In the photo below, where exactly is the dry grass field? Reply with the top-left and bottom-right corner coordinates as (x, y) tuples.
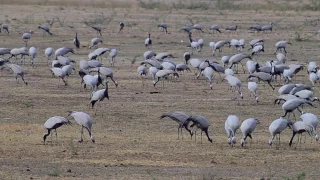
(1, 0), (320, 179)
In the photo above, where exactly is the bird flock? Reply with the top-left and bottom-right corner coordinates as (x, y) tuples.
(0, 18), (320, 150)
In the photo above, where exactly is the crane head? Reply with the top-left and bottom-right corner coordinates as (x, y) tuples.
(240, 139), (245, 147)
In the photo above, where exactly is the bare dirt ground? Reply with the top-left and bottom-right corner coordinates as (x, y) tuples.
(1, 1), (320, 179)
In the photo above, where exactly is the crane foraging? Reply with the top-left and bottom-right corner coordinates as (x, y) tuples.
(247, 72), (275, 90)
(225, 115), (240, 147)
(38, 25), (52, 36)
(4, 63), (28, 85)
(43, 116), (71, 144)
(90, 80), (109, 115)
(89, 38), (103, 49)
(289, 121), (309, 147)
(91, 25), (102, 36)
(153, 70), (179, 88)
(145, 32), (152, 48)
(67, 111), (95, 143)
(222, 75), (243, 100)
(160, 111), (193, 139)
(184, 115), (212, 143)
(51, 67), (67, 86)
(268, 117), (293, 148)
(282, 99), (316, 119)
(240, 118), (259, 147)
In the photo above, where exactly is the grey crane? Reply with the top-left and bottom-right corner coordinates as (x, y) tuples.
(229, 53), (252, 73)
(294, 90), (319, 102)
(268, 117), (292, 147)
(91, 81), (109, 115)
(289, 121), (310, 147)
(157, 23), (168, 33)
(67, 111), (95, 143)
(210, 25), (221, 33)
(90, 67), (118, 87)
(149, 66), (158, 80)
(176, 64), (191, 73)
(141, 59), (163, 70)
(225, 115), (240, 147)
(307, 62), (317, 74)
(275, 40), (292, 54)
(180, 25), (192, 33)
(45, 47), (54, 64)
(240, 118), (259, 147)
(192, 24), (204, 33)
(289, 84), (312, 95)
(0, 48), (11, 57)
(249, 24), (262, 32)
(119, 22), (124, 33)
(261, 22), (273, 32)
(62, 64), (75, 77)
(38, 25), (52, 36)
(282, 99), (315, 119)
(309, 72), (318, 87)
(0, 24), (9, 34)
(109, 48), (118, 67)
(138, 65), (147, 85)
(57, 56), (75, 66)
(55, 47), (74, 58)
(74, 33), (80, 48)
(9, 48), (28, 63)
(153, 70), (179, 88)
(274, 94), (299, 105)
(300, 113), (319, 142)
(184, 115), (212, 143)
(87, 60), (102, 68)
(91, 25), (102, 36)
(161, 61), (175, 71)
(271, 63), (290, 83)
(22, 32), (32, 46)
(279, 84), (296, 95)
(28, 47), (36, 67)
(1, 23), (9, 34)
(226, 25), (237, 31)
(155, 52), (173, 60)
(246, 60), (257, 75)
(247, 72), (275, 90)
(222, 75), (243, 100)
(202, 66), (214, 89)
(208, 62), (225, 81)
(144, 50), (156, 60)
(209, 42), (215, 53)
(51, 67), (67, 86)
(221, 56), (230, 67)
(276, 53), (286, 64)
(89, 38), (103, 49)
(225, 68), (234, 76)
(91, 48), (110, 61)
(249, 39), (264, 49)
(248, 81), (259, 102)
(145, 32), (152, 48)
(184, 52), (191, 64)
(251, 45), (264, 56)
(212, 40), (230, 56)
(160, 111), (193, 139)
(4, 63), (28, 85)
(43, 116), (71, 144)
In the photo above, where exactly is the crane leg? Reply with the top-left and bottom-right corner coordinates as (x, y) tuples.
(55, 129), (58, 143)
(79, 126), (84, 142)
(200, 131), (203, 144)
(177, 126), (180, 140)
(51, 131), (53, 146)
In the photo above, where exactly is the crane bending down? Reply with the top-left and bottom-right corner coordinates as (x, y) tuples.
(67, 111), (95, 143)
(160, 111), (193, 139)
(43, 116), (71, 144)
(183, 115), (212, 143)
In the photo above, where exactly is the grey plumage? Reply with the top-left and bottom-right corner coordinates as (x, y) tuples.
(184, 115), (212, 143)
(68, 111), (95, 143)
(43, 116), (71, 144)
(160, 111), (193, 139)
